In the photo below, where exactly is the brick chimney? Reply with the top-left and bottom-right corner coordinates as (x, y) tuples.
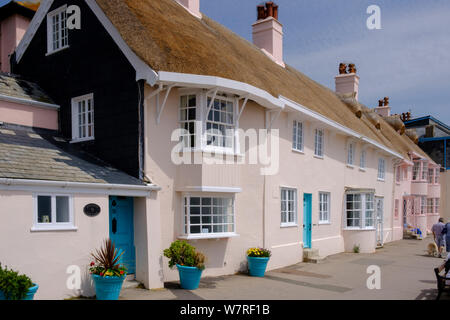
(252, 2), (285, 67)
(335, 63), (360, 101)
(374, 97), (391, 117)
(176, 0), (201, 19)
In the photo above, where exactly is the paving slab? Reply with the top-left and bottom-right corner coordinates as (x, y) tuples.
(119, 239), (449, 300)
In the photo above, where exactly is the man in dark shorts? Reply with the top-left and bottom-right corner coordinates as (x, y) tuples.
(432, 218), (446, 258)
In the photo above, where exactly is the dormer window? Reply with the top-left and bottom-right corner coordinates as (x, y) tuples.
(47, 5), (69, 55)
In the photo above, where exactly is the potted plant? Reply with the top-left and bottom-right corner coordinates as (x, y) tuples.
(89, 239), (127, 300)
(163, 240), (206, 290)
(0, 264), (39, 300)
(247, 248), (271, 277)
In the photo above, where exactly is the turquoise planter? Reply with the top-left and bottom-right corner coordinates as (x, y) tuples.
(0, 284), (39, 300)
(176, 265), (203, 290)
(247, 257), (270, 277)
(92, 274), (126, 300)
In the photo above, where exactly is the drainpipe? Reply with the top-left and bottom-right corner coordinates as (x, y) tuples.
(392, 159), (403, 241)
(137, 80), (146, 181)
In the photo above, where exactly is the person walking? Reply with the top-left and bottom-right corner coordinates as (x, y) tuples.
(432, 218), (446, 258)
(443, 219), (450, 254)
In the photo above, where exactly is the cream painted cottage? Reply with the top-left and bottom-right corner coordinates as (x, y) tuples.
(0, 0), (442, 299)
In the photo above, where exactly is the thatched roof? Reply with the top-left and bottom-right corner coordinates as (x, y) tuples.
(95, 0), (432, 162)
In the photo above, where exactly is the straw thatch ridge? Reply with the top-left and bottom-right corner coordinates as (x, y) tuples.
(95, 0), (434, 163)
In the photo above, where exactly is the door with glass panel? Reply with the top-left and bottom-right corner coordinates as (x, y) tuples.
(375, 197), (384, 246)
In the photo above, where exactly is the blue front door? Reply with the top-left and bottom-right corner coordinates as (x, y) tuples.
(109, 196), (136, 274)
(303, 193), (312, 249)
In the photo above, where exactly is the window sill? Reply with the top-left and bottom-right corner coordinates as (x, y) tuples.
(31, 226), (78, 232)
(313, 155), (324, 160)
(359, 168), (366, 172)
(377, 178), (385, 182)
(178, 233), (239, 240)
(292, 149), (304, 155)
(179, 148), (244, 158)
(46, 45), (69, 57)
(347, 164), (355, 169)
(343, 227), (376, 231)
(70, 137), (95, 144)
(281, 223), (298, 228)
(318, 222), (331, 225)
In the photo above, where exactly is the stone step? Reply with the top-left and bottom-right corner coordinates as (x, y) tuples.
(303, 248), (326, 264)
(122, 280), (140, 289)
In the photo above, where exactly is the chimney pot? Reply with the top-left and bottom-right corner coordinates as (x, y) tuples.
(273, 5), (279, 20)
(257, 5), (266, 20)
(266, 2), (274, 17)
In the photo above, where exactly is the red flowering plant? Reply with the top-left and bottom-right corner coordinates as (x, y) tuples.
(89, 239), (127, 278)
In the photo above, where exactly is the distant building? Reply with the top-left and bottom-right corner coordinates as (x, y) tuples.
(403, 115), (450, 222)
(0, 1), (37, 72)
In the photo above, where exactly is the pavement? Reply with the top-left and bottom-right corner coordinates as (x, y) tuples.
(120, 238), (449, 300)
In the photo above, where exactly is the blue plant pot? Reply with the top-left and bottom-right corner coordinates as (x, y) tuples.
(176, 265), (203, 290)
(92, 274), (126, 300)
(247, 256), (270, 277)
(0, 284), (39, 300)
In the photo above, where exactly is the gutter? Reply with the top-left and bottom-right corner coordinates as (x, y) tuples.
(0, 94), (60, 110)
(0, 178), (161, 194)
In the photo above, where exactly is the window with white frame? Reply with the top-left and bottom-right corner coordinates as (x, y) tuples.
(421, 162), (428, 181)
(347, 142), (355, 166)
(319, 192), (330, 224)
(34, 195), (74, 230)
(71, 94), (94, 142)
(206, 95), (235, 149)
(412, 162), (420, 180)
(427, 198), (434, 214)
(421, 196), (427, 215)
(182, 195), (235, 236)
(378, 158), (385, 180)
(435, 169), (440, 184)
(428, 168), (434, 184)
(345, 193), (375, 229)
(360, 149), (366, 169)
(281, 188), (297, 226)
(179, 94), (197, 148)
(435, 198), (440, 214)
(292, 120), (303, 152)
(47, 6), (68, 54)
(314, 129), (324, 157)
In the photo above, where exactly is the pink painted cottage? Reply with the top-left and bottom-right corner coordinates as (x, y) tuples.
(0, 0), (443, 299)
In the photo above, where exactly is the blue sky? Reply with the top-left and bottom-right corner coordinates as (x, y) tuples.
(1, 1), (448, 123)
(202, 0), (450, 124)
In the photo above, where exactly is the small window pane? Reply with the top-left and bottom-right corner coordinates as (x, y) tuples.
(37, 196), (52, 223)
(56, 196), (70, 223)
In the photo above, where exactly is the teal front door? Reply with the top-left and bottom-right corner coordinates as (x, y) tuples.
(109, 196), (136, 274)
(303, 193), (312, 249)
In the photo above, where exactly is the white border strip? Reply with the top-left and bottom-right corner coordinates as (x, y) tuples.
(280, 95), (403, 159)
(0, 178), (160, 197)
(0, 94), (60, 110)
(271, 242), (302, 249)
(176, 186), (242, 193)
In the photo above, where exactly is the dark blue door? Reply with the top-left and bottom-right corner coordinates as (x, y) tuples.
(109, 196), (135, 274)
(303, 193), (312, 249)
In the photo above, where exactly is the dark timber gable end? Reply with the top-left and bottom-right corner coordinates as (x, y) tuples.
(13, 0), (142, 178)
